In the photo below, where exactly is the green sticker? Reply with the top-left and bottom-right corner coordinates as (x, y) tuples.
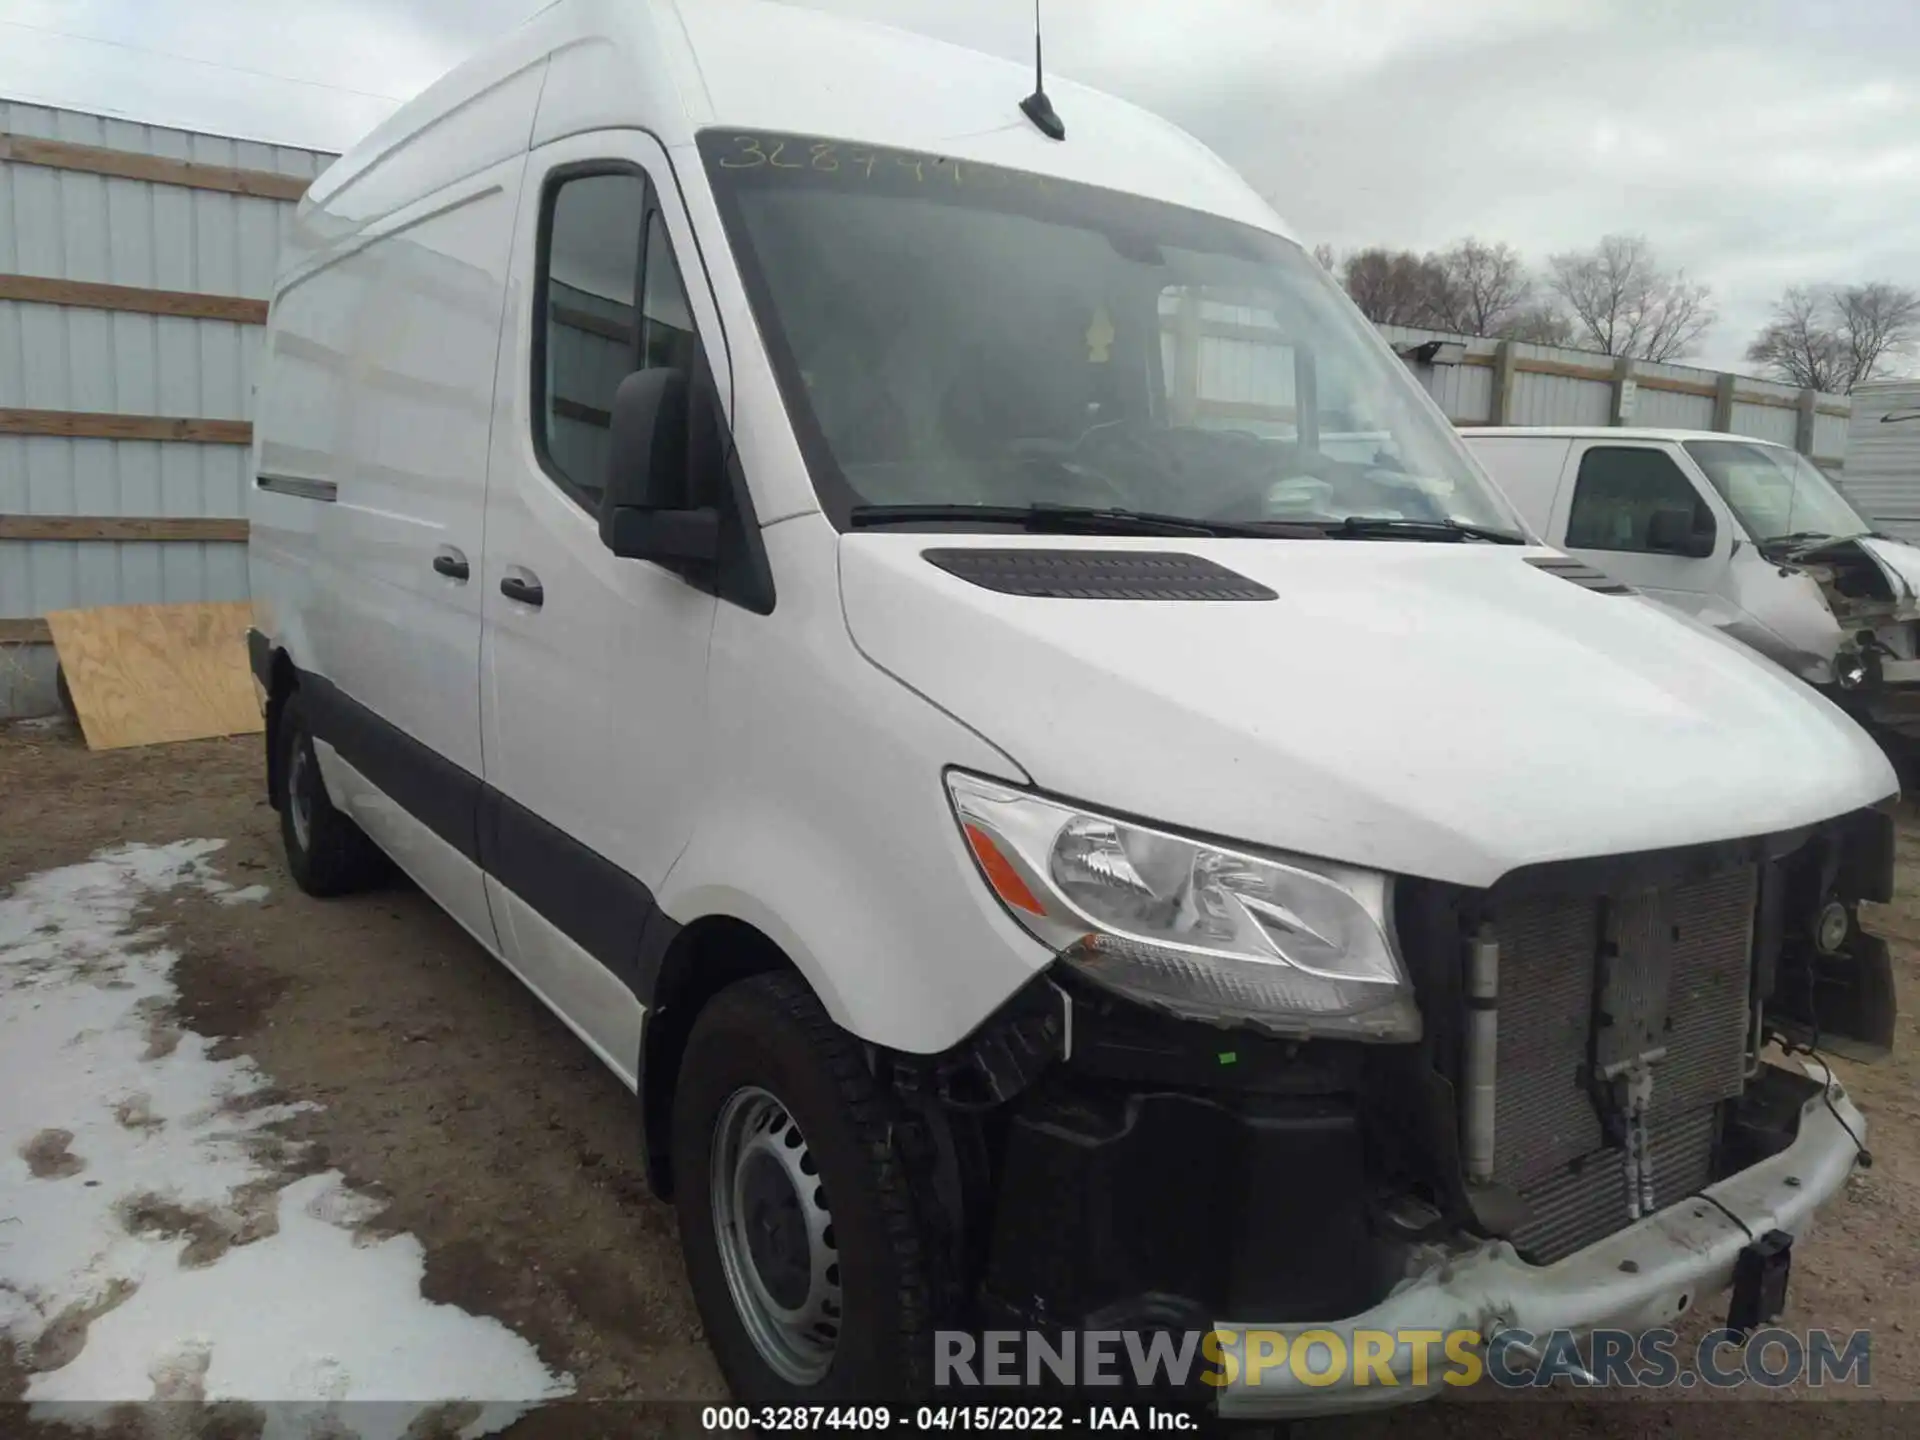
(1218, 1051), (1238, 1065)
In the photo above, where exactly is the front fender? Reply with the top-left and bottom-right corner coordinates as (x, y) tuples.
(1722, 554), (1846, 685)
(653, 517), (1052, 1055)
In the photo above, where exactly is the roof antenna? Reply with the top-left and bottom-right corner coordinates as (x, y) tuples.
(1018, 0), (1066, 140)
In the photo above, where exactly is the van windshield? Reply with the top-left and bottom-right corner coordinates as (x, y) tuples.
(699, 130), (1522, 537)
(1683, 440), (1872, 548)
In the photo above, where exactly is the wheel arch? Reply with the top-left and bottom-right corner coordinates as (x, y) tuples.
(639, 912), (807, 1199)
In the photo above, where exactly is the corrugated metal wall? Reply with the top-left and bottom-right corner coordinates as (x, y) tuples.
(1845, 381), (1920, 540)
(1632, 359), (1717, 431)
(1376, 324), (1851, 467)
(0, 100), (334, 717)
(1171, 313), (1852, 473)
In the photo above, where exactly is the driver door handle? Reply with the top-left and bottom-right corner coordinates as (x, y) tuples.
(499, 571), (544, 608)
(432, 547), (470, 582)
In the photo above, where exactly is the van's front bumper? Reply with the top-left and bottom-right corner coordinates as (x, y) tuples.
(1214, 1063), (1866, 1418)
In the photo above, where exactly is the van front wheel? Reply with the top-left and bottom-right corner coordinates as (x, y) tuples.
(673, 972), (932, 1406)
(277, 689), (387, 897)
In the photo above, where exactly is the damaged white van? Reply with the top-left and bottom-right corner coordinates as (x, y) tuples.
(1463, 426), (1920, 745)
(247, 0), (1898, 1416)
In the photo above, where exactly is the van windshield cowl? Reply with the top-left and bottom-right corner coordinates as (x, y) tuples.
(698, 129), (1525, 539)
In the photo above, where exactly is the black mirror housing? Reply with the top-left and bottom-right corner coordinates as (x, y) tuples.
(1647, 507), (1714, 558)
(599, 365), (720, 566)
(605, 505), (720, 562)
(603, 367), (689, 514)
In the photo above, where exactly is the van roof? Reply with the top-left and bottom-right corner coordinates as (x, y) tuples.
(303, 0), (1292, 243)
(1459, 426), (1792, 447)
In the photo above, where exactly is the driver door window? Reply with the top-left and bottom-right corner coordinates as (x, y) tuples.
(1565, 447), (1715, 555)
(534, 172), (702, 514)
(1559, 445), (1722, 608)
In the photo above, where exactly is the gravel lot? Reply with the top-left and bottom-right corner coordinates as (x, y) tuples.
(2, 720), (1917, 1436)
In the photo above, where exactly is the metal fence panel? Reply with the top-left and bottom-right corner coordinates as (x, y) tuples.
(1372, 324), (1848, 456)
(1844, 381), (1920, 538)
(1728, 401), (1797, 448)
(0, 99), (333, 716)
(1520, 369), (1611, 426)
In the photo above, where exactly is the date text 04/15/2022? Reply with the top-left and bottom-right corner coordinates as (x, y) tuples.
(699, 1406), (1196, 1431)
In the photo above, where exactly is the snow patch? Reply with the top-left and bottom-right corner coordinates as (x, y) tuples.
(1, 841), (571, 1435)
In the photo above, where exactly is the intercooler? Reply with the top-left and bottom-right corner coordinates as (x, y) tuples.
(1488, 866), (1758, 1263)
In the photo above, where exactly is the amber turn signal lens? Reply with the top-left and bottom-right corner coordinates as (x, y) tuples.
(963, 823), (1048, 917)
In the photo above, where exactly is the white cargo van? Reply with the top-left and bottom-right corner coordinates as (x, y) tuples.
(1463, 426), (1920, 743)
(248, 0), (1896, 1416)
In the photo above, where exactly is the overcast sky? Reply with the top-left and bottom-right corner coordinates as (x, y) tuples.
(2, 0), (1916, 374)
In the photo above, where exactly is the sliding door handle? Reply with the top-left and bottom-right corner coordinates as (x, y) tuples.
(499, 573), (544, 608)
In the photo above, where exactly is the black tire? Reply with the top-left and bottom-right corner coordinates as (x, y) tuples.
(673, 972), (933, 1407)
(277, 688), (387, 897)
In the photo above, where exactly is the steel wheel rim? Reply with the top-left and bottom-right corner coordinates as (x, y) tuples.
(288, 742), (314, 852)
(710, 1085), (841, 1384)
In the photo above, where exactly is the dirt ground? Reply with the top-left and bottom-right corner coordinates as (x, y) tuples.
(2, 719), (1918, 1437)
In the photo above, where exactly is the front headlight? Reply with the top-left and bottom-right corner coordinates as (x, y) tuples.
(946, 772), (1419, 1041)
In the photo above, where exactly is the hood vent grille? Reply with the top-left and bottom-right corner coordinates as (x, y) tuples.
(922, 549), (1276, 601)
(1527, 555), (1635, 595)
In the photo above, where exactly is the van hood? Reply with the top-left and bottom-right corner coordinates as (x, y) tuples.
(839, 536), (1897, 888)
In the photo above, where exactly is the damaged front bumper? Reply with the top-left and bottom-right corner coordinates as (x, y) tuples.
(1749, 535), (1920, 736)
(1214, 1061), (1866, 1418)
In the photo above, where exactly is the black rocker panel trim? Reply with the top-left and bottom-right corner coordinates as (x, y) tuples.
(295, 665), (669, 1003)
(300, 671), (483, 865)
(923, 548), (1277, 601)
(477, 785), (655, 998)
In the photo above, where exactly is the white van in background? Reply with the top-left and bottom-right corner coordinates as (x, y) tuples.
(1462, 426), (1920, 744)
(247, 0), (1895, 1417)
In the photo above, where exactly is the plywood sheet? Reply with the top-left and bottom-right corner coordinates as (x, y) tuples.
(45, 602), (263, 750)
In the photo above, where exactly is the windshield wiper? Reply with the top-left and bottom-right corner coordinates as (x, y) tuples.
(847, 503), (1326, 539)
(1317, 516), (1528, 545)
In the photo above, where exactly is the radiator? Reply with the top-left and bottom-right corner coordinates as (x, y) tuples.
(1489, 867), (1757, 1263)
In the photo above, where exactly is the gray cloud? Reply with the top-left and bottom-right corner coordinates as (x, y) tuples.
(4, 0), (1915, 373)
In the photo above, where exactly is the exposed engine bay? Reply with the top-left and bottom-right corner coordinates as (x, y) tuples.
(1727, 533), (1920, 735)
(877, 803), (1895, 1335)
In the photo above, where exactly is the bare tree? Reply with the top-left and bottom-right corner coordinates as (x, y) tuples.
(1502, 304), (1577, 347)
(1544, 234), (1715, 360)
(1747, 282), (1920, 392)
(1432, 238), (1533, 337)
(1745, 287), (1847, 391)
(1835, 282), (1920, 386)
(1310, 241), (1338, 272)
(1339, 247), (1451, 328)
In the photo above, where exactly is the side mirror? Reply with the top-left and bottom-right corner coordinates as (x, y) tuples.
(1646, 507), (1714, 559)
(603, 505), (719, 563)
(599, 367), (719, 563)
